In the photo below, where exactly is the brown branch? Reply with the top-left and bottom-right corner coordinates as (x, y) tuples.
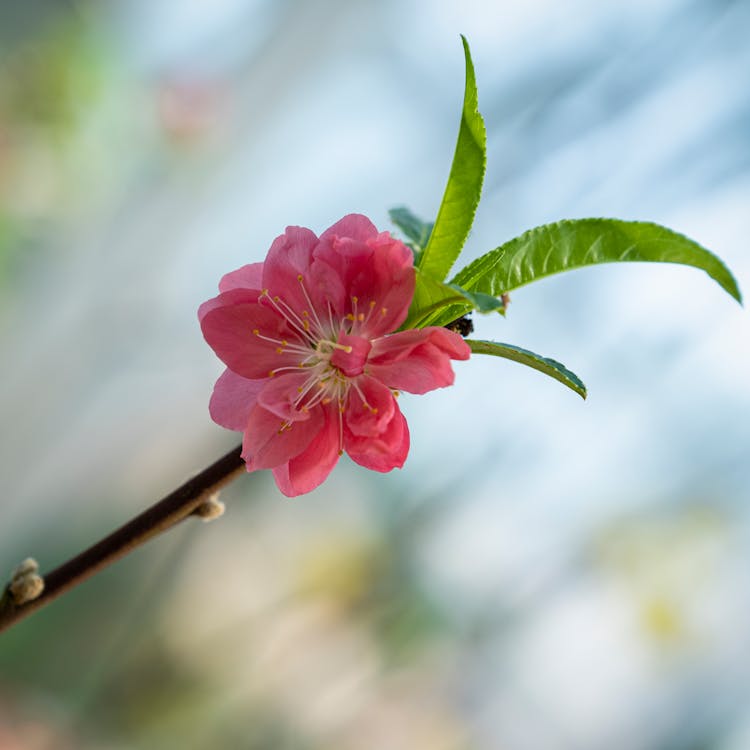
(0, 444), (245, 635)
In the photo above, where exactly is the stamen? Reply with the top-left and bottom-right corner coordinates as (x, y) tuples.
(318, 338), (353, 354)
(297, 274), (326, 336)
(338, 397), (345, 454)
(260, 289), (318, 344)
(294, 370), (329, 409)
(351, 380), (376, 414)
(252, 330), (311, 356)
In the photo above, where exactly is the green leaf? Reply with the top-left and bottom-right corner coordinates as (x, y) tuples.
(451, 219), (742, 304)
(417, 35), (486, 281)
(389, 206), (434, 259)
(467, 339), (587, 399)
(403, 270), (504, 329)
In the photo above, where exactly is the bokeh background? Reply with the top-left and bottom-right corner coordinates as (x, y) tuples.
(1, 1), (749, 748)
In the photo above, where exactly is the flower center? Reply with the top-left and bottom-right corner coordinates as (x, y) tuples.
(258, 280), (384, 452)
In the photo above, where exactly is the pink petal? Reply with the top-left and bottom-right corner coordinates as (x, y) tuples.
(242, 403), (323, 471)
(367, 327), (471, 394)
(358, 233), (415, 335)
(314, 230), (415, 337)
(219, 262), (264, 292)
(200, 301), (304, 380)
(257, 371), (316, 422)
(318, 214), (378, 244)
(198, 287), (259, 323)
(272, 403), (341, 497)
(209, 368), (265, 431)
(344, 375), (396, 437)
(345, 405), (410, 472)
(261, 226), (320, 317)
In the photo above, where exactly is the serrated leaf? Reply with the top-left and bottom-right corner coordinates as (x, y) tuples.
(467, 339), (587, 399)
(451, 219), (742, 304)
(403, 270), (504, 329)
(389, 206), (434, 258)
(417, 35), (486, 281)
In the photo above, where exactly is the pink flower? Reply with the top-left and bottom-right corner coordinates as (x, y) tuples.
(199, 214), (470, 497)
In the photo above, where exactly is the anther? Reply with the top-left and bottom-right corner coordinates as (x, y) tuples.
(253, 328), (260, 335)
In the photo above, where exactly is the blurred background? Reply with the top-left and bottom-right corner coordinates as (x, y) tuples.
(1, 0), (749, 748)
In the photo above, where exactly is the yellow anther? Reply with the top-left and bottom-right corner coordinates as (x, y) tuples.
(261, 288), (269, 295)
(393, 390), (400, 398)
(297, 274), (304, 282)
(276, 347), (284, 354)
(302, 310), (309, 317)
(369, 300), (376, 308)
(357, 313), (364, 321)
(380, 307), (388, 316)
(346, 313), (355, 321)
(268, 370), (275, 377)
(274, 295), (280, 302)
(303, 320), (310, 330)
(297, 386), (304, 393)
(252, 328), (260, 335)
(372, 407), (378, 414)
(352, 295), (358, 303)
(322, 398), (332, 404)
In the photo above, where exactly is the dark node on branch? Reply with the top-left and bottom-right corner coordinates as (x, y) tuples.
(445, 314), (474, 337)
(193, 492), (226, 521)
(6, 558), (44, 605)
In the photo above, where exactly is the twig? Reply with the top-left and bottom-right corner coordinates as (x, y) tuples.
(0, 444), (245, 635)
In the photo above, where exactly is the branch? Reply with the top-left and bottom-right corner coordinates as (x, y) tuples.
(0, 444), (245, 635)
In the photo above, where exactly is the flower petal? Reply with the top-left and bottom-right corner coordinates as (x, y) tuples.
(367, 327), (471, 394)
(272, 403), (341, 496)
(345, 405), (409, 472)
(345, 375), (396, 437)
(242, 403), (323, 471)
(198, 287), (259, 323)
(262, 226), (320, 316)
(359, 233), (415, 335)
(219, 262), (264, 292)
(201, 301), (303, 380)
(318, 213), (378, 244)
(315, 228), (414, 337)
(257, 371), (317, 422)
(209, 368), (265, 431)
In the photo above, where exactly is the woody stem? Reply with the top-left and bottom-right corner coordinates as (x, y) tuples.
(0, 444), (245, 635)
